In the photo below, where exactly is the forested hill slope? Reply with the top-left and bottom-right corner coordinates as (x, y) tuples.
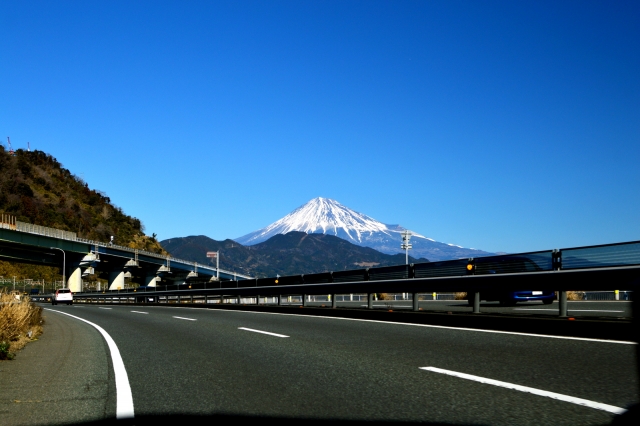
(0, 146), (165, 258)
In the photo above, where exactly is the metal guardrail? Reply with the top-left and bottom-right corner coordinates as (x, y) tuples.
(581, 291), (632, 301)
(71, 240), (640, 318)
(76, 240), (640, 291)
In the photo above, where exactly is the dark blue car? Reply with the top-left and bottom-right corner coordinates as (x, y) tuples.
(501, 289), (555, 305)
(467, 256), (556, 306)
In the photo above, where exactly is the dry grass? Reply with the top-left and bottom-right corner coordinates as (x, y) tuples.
(454, 292), (468, 300)
(566, 291), (584, 301)
(0, 290), (43, 360)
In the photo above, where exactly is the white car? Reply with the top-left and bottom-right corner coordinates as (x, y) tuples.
(52, 288), (73, 305)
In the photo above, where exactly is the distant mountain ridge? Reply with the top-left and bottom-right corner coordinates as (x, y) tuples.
(235, 197), (494, 261)
(161, 231), (429, 278)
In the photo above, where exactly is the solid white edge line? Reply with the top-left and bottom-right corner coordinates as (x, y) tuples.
(98, 307), (112, 309)
(130, 311), (148, 314)
(419, 366), (626, 415)
(238, 327), (289, 338)
(172, 316), (197, 321)
(45, 309), (134, 419)
(170, 307), (636, 345)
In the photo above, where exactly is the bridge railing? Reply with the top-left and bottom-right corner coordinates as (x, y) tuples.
(16, 221), (77, 240)
(1, 214), (17, 230)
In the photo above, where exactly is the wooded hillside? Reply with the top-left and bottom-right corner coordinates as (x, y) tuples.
(0, 146), (165, 281)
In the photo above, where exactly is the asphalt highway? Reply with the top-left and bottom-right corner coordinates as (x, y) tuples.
(4, 304), (638, 425)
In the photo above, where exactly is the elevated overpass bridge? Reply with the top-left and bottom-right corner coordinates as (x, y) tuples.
(0, 215), (251, 291)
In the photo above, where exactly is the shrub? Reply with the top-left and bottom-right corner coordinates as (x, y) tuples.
(455, 292), (468, 300)
(0, 290), (43, 360)
(567, 291), (584, 301)
(0, 341), (14, 360)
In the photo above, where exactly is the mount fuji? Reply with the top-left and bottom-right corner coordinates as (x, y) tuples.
(235, 197), (495, 261)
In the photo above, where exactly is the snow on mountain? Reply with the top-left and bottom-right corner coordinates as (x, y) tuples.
(235, 197), (495, 261)
(236, 197), (413, 243)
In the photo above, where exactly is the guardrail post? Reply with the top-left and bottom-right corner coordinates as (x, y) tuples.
(303, 295), (308, 307)
(256, 295), (260, 305)
(278, 295), (282, 306)
(413, 293), (419, 311)
(237, 295), (241, 305)
(368, 293), (374, 309)
(559, 291), (568, 317)
(332, 294), (337, 309)
(473, 292), (480, 314)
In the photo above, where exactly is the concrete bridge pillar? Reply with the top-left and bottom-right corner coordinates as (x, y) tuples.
(144, 274), (159, 287)
(67, 264), (83, 293)
(109, 270), (126, 290)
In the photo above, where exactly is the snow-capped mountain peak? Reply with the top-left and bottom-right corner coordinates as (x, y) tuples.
(234, 197), (493, 261)
(236, 197), (422, 245)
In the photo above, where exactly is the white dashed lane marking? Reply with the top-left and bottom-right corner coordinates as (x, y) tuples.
(238, 327), (289, 338)
(173, 316), (197, 321)
(420, 366), (625, 415)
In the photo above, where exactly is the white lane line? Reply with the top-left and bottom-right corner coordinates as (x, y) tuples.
(172, 316), (197, 321)
(420, 366), (625, 415)
(99, 307), (112, 310)
(514, 309), (624, 313)
(238, 327), (289, 338)
(131, 311), (148, 314)
(45, 309), (134, 419)
(176, 307), (635, 345)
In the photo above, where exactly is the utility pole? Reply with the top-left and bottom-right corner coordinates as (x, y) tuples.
(401, 230), (412, 265)
(401, 231), (413, 301)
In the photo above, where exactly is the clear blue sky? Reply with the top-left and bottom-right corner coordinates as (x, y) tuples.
(1, 0), (638, 254)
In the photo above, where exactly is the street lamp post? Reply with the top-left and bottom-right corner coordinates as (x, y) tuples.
(207, 250), (220, 280)
(50, 247), (66, 289)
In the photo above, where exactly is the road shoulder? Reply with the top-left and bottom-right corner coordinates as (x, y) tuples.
(0, 307), (116, 425)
